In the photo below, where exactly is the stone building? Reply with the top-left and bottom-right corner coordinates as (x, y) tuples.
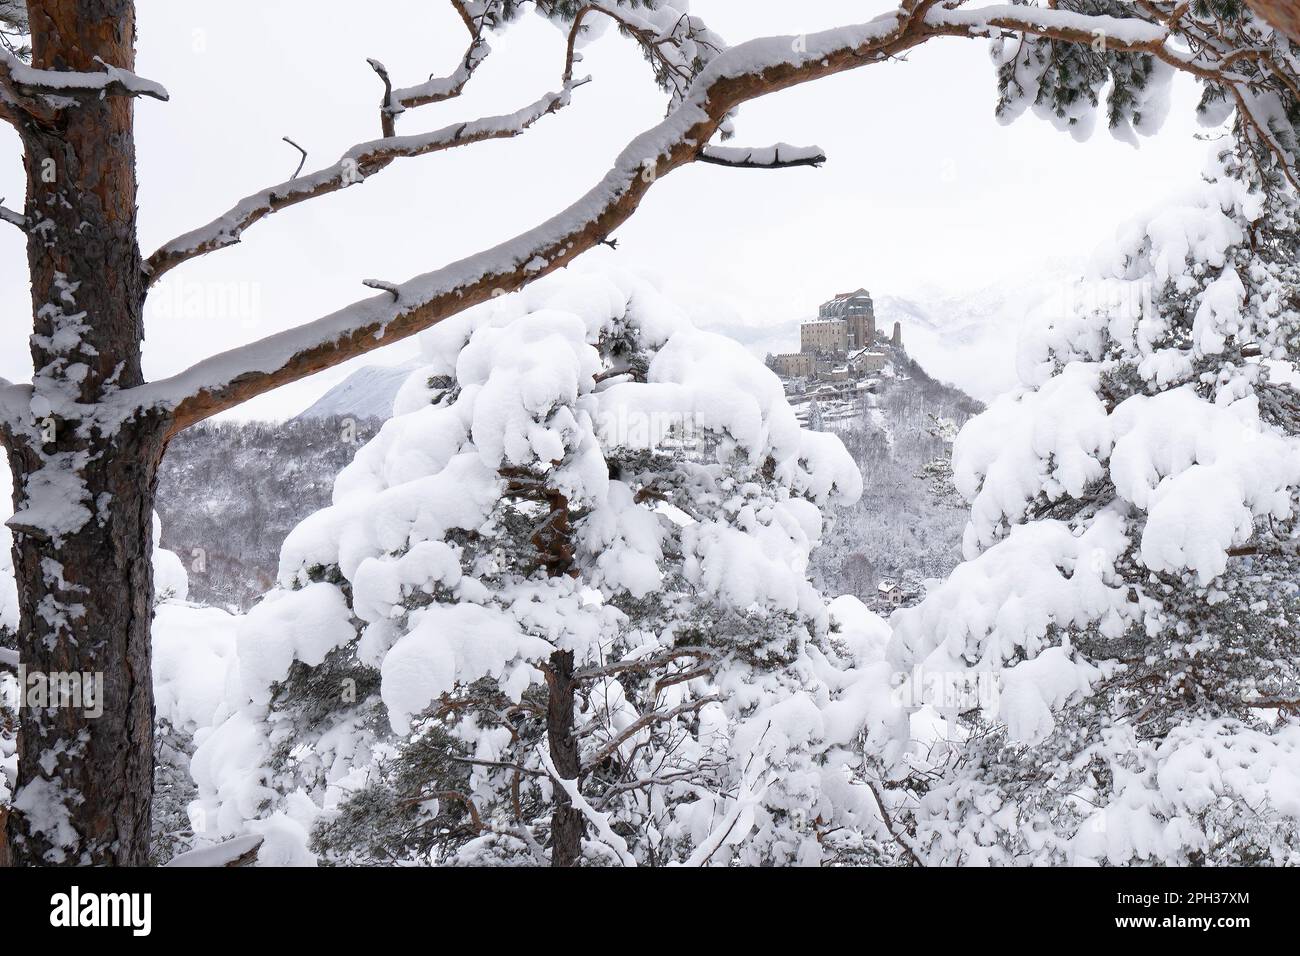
(849, 348), (887, 374)
(797, 289), (880, 356)
(819, 289), (876, 351)
(770, 352), (815, 378)
(800, 318), (846, 354)
(772, 288), (899, 382)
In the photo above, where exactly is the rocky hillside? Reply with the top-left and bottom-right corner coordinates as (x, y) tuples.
(807, 350), (983, 611)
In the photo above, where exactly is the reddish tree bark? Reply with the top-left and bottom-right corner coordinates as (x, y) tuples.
(1247, 1), (1300, 41)
(3, 0), (162, 866)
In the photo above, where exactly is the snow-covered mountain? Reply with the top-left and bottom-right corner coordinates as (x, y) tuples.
(870, 283), (1050, 403)
(292, 363), (418, 422)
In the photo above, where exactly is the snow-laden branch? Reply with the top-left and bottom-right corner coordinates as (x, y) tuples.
(144, 84), (578, 286)
(699, 143), (826, 169)
(125, 1), (1300, 434)
(924, 4), (1167, 45)
(145, 1), (506, 281)
(391, 29), (490, 110)
(564, 1), (729, 111)
(163, 834), (264, 867)
(390, 0), (493, 110)
(0, 48), (36, 126)
(129, 11), (940, 431)
(679, 767), (772, 867)
(0, 48), (167, 102)
(0, 198), (22, 230)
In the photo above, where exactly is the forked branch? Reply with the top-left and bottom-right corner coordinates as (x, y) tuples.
(144, 84), (578, 286)
(123, 2), (1300, 435)
(147, 0), (505, 282)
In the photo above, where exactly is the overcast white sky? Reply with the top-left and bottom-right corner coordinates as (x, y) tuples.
(0, 0), (1216, 417)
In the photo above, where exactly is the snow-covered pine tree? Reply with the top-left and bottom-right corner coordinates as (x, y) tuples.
(188, 268), (921, 866)
(7, 0), (1300, 868)
(808, 397), (825, 432)
(885, 143), (1300, 865)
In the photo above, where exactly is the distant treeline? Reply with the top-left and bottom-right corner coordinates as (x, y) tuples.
(156, 416), (383, 611)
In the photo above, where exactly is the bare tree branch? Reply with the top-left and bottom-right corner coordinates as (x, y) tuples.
(281, 136), (307, 179)
(130, 4), (1203, 435)
(573, 648), (716, 684)
(699, 143), (827, 169)
(117, 2), (1300, 435)
(143, 84), (578, 286)
(0, 48), (167, 102)
(866, 777), (925, 867)
(0, 196), (23, 230)
(390, 18), (490, 111)
(581, 695), (722, 776)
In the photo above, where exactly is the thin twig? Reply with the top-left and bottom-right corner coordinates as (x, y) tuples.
(281, 137), (308, 179)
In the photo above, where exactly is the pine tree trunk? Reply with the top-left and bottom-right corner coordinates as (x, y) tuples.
(4, 427), (164, 866)
(1, 0), (160, 866)
(546, 649), (584, 866)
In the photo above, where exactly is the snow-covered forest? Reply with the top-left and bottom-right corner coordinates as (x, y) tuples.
(4, 0), (1300, 891)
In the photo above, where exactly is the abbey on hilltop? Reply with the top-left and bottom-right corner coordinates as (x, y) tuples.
(767, 288), (903, 382)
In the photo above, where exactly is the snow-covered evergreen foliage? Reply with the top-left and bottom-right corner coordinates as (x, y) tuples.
(0, 0), (28, 59)
(992, 0), (1173, 143)
(884, 146), (1300, 865)
(185, 269), (926, 865)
